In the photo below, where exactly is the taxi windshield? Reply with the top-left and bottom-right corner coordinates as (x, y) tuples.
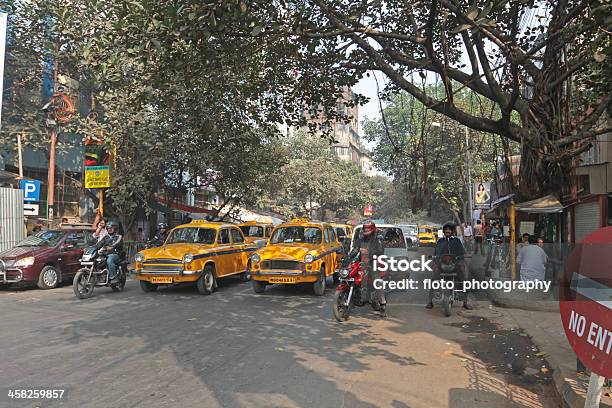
(271, 227), (322, 244)
(166, 228), (216, 244)
(419, 227), (432, 234)
(239, 225), (264, 237)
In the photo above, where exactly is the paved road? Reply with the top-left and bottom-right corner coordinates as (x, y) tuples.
(0, 248), (557, 408)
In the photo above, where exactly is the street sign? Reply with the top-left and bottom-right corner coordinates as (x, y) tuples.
(473, 182), (491, 209)
(20, 179), (41, 202)
(84, 165), (110, 188)
(23, 203), (39, 216)
(559, 227), (612, 378)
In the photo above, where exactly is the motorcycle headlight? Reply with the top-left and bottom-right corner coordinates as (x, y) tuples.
(251, 253), (261, 263)
(183, 253), (194, 263)
(339, 268), (350, 278)
(14, 256), (35, 268)
(82, 253), (93, 262)
(304, 254), (314, 264)
(135, 253), (145, 263)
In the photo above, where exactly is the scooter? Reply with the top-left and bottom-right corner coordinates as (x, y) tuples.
(332, 253), (382, 322)
(73, 246), (127, 299)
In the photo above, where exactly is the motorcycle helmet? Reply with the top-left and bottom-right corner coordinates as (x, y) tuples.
(107, 220), (119, 229)
(362, 221), (376, 237)
(158, 222), (169, 230)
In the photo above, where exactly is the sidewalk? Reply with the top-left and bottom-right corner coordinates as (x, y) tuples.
(463, 249), (612, 407)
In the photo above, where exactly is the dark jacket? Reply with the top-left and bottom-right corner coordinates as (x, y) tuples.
(348, 233), (384, 268)
(99, 233), (124, 256)
(434, 236), (465, 259)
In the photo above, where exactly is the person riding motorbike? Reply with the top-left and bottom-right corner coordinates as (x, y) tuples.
(99, 220), (125, 284)
(148, 223), (169, 247)
(347, 221), (387, 317)
(426, 222), (472, 310)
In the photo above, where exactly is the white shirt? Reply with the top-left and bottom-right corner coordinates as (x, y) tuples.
(464, 225), (473, 237)
(517, 244), (548, 281)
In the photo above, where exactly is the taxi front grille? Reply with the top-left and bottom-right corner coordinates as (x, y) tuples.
(261, 260), (302, 270)
(141, 264), (183, 274)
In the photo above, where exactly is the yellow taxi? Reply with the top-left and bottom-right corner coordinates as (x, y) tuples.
(417, 225), (437, 247)
(237, 221), (274, 247)
(249, 218), (344, 295)
(330, 222), (353, 254)
(134, 220), (256, 294)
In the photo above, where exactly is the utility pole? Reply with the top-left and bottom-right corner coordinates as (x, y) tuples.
(0, 12), (8, 130)
(45, 37), (60, 227)
(465, 126), (473, 223)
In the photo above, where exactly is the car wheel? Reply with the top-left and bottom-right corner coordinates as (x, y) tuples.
(197, 266), (215, 295)
(252, 279), (266, 294)
(37, 265), (59, 289)
(313, 267), (326, 296)
(240, 261), (252, 282)
(139, 280), (158, 292)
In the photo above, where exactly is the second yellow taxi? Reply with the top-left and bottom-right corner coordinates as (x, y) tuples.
(249, 218), (344, 295)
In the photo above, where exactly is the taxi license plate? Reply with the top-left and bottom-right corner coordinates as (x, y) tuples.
(269, 277), (297, 284)
(150, 276), (173, 284)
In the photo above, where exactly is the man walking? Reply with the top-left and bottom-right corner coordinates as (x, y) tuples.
(463, 222), (473, 252)
(473, 220), (483, 254)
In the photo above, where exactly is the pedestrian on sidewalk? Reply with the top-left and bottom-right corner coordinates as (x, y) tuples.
(473, 220), (483, 254)
(517, 236), (548, 281)
(463, 222), (473, 252)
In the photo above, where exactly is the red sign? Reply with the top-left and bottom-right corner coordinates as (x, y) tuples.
(364, 204), (373, 217)
(559, 227), (612, 378)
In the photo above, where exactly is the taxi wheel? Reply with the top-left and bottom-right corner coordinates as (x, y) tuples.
(313, 268), (326, 296)
(197, 267), (216, 295)
(252, 279), (266, 294)
(240, 261), (252, 282)
(140, 280), (158, 292)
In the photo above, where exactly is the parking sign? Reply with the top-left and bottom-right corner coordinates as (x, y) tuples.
(20, 179), (41, 202)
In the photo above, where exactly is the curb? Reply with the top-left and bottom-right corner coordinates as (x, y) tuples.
(553, 364), (612, 408)
(484, 288), (559, 312)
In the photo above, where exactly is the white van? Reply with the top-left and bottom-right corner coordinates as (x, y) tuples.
(351, 224), (410, 259)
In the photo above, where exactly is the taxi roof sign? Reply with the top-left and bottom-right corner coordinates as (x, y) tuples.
(290, 217), (310, 223)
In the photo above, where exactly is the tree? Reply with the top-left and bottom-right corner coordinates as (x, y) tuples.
(236, 0), (611, 199)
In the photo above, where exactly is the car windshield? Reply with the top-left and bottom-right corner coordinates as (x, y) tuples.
(419, 227), (432, 233)
(239, 226), (264, 237)
(405, 226), (418, 235)
(270, 227), (322, 244)
(166, 228), (216, 244)
(16, 231), (64, 247)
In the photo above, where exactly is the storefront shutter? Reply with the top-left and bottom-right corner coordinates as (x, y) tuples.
(574, 201), (601, 243)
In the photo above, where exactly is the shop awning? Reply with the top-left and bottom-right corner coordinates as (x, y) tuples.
(515, 194), (564, 213)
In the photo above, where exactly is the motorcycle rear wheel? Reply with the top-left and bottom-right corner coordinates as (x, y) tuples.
(333, 290), (351, 322)
(73, 269), (95, 299)
(111, 269), (127, 292)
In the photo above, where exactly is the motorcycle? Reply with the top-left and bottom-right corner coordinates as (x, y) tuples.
(332, 253), (383, 322)
(432, 254), (463, 317)
(73, 245), (127, 299)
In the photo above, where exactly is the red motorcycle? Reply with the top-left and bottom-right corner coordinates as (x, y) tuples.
(332, 254), (383, 322)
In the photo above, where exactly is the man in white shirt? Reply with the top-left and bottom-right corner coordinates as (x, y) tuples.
(463, 222), (473, 252)
(517, 236), (548, 281)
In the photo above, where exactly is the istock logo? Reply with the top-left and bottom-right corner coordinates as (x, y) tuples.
(373, 255), (433, 272)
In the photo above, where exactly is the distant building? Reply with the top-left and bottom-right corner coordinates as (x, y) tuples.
(287, 86), (376, 176)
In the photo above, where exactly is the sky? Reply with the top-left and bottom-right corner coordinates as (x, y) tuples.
(352, 72), (384, 134)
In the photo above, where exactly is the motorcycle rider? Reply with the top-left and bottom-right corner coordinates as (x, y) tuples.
(426, 222), (472, 310)
(149, 223), (169, 247)
(348, 221), (387, 317)
(100, 220), (124, 284)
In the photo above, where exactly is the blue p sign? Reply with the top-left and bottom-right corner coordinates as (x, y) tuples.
(20, 179), (41, 202)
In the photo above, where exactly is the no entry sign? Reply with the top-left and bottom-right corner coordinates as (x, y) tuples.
(559, 227), (612, 378)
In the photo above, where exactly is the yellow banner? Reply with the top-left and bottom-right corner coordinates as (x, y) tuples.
(85, 166), (110, 189)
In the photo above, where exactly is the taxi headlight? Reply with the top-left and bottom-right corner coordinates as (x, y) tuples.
(14, 256), (35, 268)
(183, 253), (194, 263)
(135, 253), (145, 263)
(304, 254), (314, 264)
(251, 253), (261, 263)
(339, 268), (350, 278)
